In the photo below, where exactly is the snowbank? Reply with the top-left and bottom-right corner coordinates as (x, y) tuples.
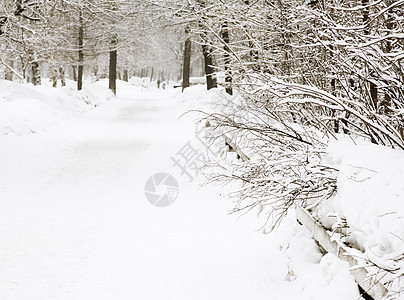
(0, 80), (113, 135)
(270, 214), (360, 300)
(312, 140), (404, 296)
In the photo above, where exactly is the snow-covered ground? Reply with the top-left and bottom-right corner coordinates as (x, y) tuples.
(0, 79), (361, 299)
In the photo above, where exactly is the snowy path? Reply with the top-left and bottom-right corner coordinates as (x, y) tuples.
(0, 87), (359, 300)
(0, 88), (278, 299)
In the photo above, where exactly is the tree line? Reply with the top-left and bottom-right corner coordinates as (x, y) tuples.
(1, 0), (403, 147)
(0, 0), (185, 93)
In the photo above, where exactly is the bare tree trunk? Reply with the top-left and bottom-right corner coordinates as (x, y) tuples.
(31, 60), (41, 86)
(150, 67), (154, 82)
(72, 65), (77, 81)
(78, 8), (84, 91)
(123, 69), (128, 82)
(370, 81), (378, 108)
(51, 68), (58, 87)
(331, 76), (339, 133)
(109, 35), (118, 95)
(196, 0), (218, 91)
(221, 21), (232, 95)
(381, 0), (394, 113)
(201, 44), (217, 90)
(362, 0), (378, 109)
(109, 50), (117, 94)
(59, 66), (66, 86)
(330, 44), (338, 132)
(182, 36), (191, 91)
(243, 0), (259, 69)
(362, 0), (370, 34)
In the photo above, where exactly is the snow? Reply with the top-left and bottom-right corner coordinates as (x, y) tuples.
(183, 82), (404, 297)
(0, 79), (113, 135)
(270, 216), (360, 300)
(314, 138), (404, 296)
(325, 140), (404, 256)
(0, 79), (361, 299)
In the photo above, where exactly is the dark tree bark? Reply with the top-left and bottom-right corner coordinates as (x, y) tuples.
(196, 0), (218, 91)
(59, 66), (66, 86)
(331, 76), (339, 133)
(31, 60), (41, 85)
(72, 65), (77, 81)
(381, 0), (394, 112)
(362, 0), (370, 35)
(370, 81), (378, 108)
(201, 44), (217, 90)
(0, 16), (6, 36)
(109, 50), (117, 95)
(362, 0), (378, 109)
(51, 68), (58, 87)
(77, 8), (84, 91)
(221, 21), (232, 95)
(182, 36), (191, 92)
(109, 35), (118, 95)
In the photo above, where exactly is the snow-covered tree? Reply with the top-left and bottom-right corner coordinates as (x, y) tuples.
(186, 0), (404, 231)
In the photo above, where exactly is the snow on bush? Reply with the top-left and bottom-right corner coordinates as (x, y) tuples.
(184, 84), (403, 297)
(0, 80), (113, 135)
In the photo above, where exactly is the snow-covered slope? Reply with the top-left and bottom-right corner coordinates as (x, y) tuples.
(0, 80), (113, 135)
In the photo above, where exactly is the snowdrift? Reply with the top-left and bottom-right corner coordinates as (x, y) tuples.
(313, 140), (404, 296)
(0, 80), (113, 135)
